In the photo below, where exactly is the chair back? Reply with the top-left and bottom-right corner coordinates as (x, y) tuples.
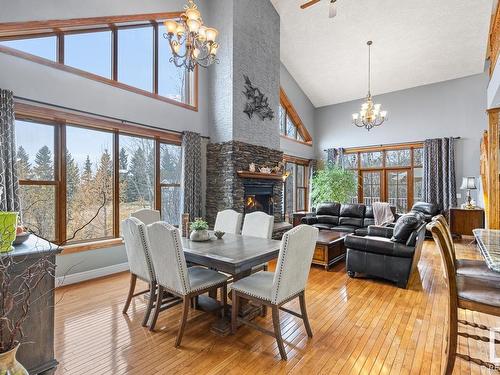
(131, 208), (161, 225)
(241, 211), (274, 239)
(271, 225), (319, 304)
(147, 221), (190, 295)
(214, 209), (243, 234)
(122, 217), (155, 282)
(432, 214), (457, 268)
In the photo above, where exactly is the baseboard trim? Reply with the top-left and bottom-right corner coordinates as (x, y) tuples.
(56, 262), (129, 287)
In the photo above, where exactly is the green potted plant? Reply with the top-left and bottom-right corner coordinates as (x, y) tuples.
(311, 164), (358, 207)
(0, 211), (18, 253)
(189, 218), (210, 242)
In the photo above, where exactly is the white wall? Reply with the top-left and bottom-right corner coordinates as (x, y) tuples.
(0, 0), (209, 277)
(279, 62), (315, 159)
(315, 73), (489, 206)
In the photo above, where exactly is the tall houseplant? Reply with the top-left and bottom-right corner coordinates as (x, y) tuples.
(311, 165), (358, 207)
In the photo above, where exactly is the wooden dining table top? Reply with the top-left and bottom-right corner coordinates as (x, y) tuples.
(181, 231), (282, 275)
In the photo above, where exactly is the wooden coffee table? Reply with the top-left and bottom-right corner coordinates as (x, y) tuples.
(312, 231), (347, 271)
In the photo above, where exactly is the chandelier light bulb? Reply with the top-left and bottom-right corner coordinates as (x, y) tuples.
(164, 20), (178, 35)
(198, 26), (207, 42)
(185, 8), (201, 21)
(176, 23), (186, 36)
(205, 28), (218, 42)
(187, 18), (201, 33)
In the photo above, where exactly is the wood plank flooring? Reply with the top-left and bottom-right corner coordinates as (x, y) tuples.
(54, 239), (500, 374)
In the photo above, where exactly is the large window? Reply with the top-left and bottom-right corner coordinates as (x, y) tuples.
(343, 143), (424, 214)
(279, 88), (312, 144)
(283, 156), (310, 222)
(0, 14), (196, 108)
(14, 106), (183, 246)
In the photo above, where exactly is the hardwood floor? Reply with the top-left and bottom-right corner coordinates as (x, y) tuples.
(54, 239), (500, 374)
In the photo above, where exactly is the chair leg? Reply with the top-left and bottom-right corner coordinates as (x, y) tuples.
(299, 292), (313, 338)
(123, 273), (137, 314)
(231, 289), (239, 334)
(272, 305), (287, 361)
(142, 281), (156, 327)
(221, 284), (227, 318)
(149, 285), (164, 331)
(175, 296), (190, 347)
(443, 308), (458, 375)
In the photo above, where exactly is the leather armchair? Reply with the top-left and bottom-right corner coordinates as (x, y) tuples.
(410, 202), (441, 222)
(345, 213), (427, 288)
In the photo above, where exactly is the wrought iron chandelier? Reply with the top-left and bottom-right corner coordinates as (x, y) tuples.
(163, 0), (220, 72)
(352, 41), (388, 131)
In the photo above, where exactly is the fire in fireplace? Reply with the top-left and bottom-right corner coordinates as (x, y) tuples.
(243, 182), (274, 216)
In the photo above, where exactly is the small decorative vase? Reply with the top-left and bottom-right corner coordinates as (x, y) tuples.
(0, 212), (18, 253)
(190, 229), (210, 242)
(0, 343), (29, 375)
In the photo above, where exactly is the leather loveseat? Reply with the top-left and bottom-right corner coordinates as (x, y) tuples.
(344, 212), (427, 288)
(301, 202), (396, 236)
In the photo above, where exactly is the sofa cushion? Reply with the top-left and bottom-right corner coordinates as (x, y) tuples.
(317, 215), (339, 225)
(391, 214), (422, 244)
(312, 223), (334, 231)
(411, 202), (440, 220)
(354, 228), (368, 236)
(365, 206), (374, 218)
(345, 235), (415, 258)
(331, 225), (358, 234)
(363, 218), (375, 227)
(340, 203), (366, 218)
(339, 217), (364, 228)
(316, 202), (341, 216)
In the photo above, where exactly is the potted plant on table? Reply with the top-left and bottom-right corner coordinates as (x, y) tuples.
(190, 218), (210, 242)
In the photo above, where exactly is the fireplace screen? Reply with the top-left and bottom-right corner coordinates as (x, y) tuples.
(243, 183), (274, 216)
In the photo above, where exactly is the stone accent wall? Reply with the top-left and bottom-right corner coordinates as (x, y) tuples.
(206, 140), (283, 226)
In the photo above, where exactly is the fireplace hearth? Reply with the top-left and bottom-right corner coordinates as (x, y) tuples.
(244, 182), (274, 216)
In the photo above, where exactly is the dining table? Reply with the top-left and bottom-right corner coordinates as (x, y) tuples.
(181, 231), (283, 335)
(473, 229), (500, 272)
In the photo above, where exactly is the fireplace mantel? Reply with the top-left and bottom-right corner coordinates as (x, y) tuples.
(237, 171), (283, 181)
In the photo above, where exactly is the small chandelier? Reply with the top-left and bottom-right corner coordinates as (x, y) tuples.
(163, 0), (220, 72)
(352, 41), (387, 131)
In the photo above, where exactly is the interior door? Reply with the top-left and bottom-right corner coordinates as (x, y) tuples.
(386, 169), (411, 214)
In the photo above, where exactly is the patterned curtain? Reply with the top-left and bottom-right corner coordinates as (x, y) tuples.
(181, 131), (202, 221)
(326, 148), (344, 168)
(0, 89), (20, 212)
(423, 137), (457, 212)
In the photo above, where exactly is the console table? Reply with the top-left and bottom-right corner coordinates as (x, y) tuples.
(2, 235), (61, 374)
(449, 207), (485, 237)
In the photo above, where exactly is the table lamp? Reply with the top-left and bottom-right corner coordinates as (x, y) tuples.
(460, 177), (477, 209)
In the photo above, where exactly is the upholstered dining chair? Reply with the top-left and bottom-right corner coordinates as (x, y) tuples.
(147, 221), (229, 347)
(432, 215), (500, 283)
(427, 219), (500, 374)
(121, 217), (157, 327)
(214, 209), (243, 234)
(131, 208), (161, 225)
(241, 211), (274, 239)
(231, 224), (319, 360)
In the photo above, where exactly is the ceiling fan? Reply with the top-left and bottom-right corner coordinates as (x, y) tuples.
(300, 0), (338, 18)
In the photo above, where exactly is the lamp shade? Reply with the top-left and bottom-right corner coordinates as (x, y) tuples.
(460, 177), (477, 190)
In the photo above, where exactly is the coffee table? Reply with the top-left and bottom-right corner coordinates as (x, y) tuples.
(312, 230), (347, 271)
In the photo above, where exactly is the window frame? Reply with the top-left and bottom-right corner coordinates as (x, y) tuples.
(283, 155), (310, 221)
(15, 102), (182, 253)
(0, 12), (198, 111)
(279, 88), (312, 146)
(343, 142), (424, 213)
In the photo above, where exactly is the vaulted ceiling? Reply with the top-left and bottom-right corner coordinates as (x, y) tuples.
(272, 0), (494, 107)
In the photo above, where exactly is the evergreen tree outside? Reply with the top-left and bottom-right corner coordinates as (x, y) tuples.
(32, 146), (53, 180)
(66, 151), (80, 202)
(82, 155), (93, 183)
(16, 146), (31, 180)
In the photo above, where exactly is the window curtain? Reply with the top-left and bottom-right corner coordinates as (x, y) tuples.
(326, 148), (344, 168)
(0, 89), (20, 212)
(181, 131), (202, 221)
(423, 137), (457, 212)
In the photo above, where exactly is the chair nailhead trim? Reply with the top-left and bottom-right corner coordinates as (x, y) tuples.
(138, 224), (155, 282)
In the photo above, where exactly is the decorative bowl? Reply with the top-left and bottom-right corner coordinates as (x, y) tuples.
(14, 232), (30, 246)
(214, 231), (225, 239)
(190, 229), (211, 242)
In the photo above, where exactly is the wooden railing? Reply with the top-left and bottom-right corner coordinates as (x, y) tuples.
(490, 2), (500, 76)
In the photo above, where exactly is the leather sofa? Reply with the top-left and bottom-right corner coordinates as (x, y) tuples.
(301, 202), (396, 236)
(409, 201), (441, 238)
(344, 212), (427, 288)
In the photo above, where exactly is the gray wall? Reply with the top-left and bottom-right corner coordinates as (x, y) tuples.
(315, 73), (489, 205)
(280, 62), (315, 159)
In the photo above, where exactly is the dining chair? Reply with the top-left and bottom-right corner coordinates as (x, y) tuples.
(121, 217), (157, 327)
(214, 209), (243, 234)
(427, 219), (500, 374)
(130, 208), (161, 225)
(241, 211), (274, 239)
(231, 224), (319, 360)
(147, 221), (229, 347)
(432, 215), (500, 283)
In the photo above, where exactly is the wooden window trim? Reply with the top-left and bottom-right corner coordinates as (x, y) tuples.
(0, 12), (199, 111)
(283, 155), (311, 215)
(15, 102), (183, 254)
(279, 87), (312, 144)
